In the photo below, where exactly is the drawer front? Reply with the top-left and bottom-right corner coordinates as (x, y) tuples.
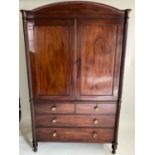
(36, 128), (114, 142)
(34, 103), (75, 114)
(35, 115), (115, 128)
(76, 104), (116, 114)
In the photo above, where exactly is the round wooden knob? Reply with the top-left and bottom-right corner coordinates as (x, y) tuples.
(51, 105), (56, 112)
(52, 131), (57, 137)
(94, 105), (99, 112)
(92, 131), (97, 138)
(93, 118), (98, 125)
(51, 117), (57, 124)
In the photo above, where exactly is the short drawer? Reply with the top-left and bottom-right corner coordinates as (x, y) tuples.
(34, 103), (75, 114)
(36, 128), (114, 142)
(35, 115), (115, 128)
(76, 104), (116, 114)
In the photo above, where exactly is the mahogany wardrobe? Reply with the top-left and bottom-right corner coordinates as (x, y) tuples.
(21, 1), (131, 154)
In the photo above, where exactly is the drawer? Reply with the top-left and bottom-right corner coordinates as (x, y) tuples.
(76, 104), (116, 114)
(36, 128), (114, 142)
(34, 103), (74, 114)
(35, 115), (115, 128)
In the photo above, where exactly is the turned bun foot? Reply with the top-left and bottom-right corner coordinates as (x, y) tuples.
(33, 141), (38, 152)
(112, 142), (118, 154)
(112, 149), (116, 154)
(33, 147), (37, 152)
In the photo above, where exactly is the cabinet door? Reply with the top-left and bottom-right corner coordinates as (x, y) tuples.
(26, 20), (75, 100)
(76, 19), (124, 101)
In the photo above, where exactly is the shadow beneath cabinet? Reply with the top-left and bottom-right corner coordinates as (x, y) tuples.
(19, 121), (32, 148)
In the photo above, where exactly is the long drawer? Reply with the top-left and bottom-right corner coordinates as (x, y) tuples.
(35, 115), (115, 128)
(36, 128), (114, 142)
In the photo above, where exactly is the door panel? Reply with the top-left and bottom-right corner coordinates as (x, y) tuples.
(81, 25), (116, 95)
(26, 20), (75, 100)
(35, 26), (69, 96)
(76, 19), (124, 100)
(26, 19), (124, 101)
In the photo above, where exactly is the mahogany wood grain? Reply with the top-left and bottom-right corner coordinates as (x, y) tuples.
(34, 103), (75, 114)
(81, 22), (117, 95)
(21, 1), (125, 19)
(26, 19), (75, 100)
(76, 19), (124, 101)
(35, 26), (69, 96)
(35, 115), (115, 128)
(36, 128), (114, 142)
(76, 103), (116, 114)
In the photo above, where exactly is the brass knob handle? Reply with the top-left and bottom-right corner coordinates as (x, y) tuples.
(51, 105), (56, 112)
(94, 105), (99, 112)
(92, 131), (97, 138)
(52, 131), (57, 137)
(93, 118), (98, 125)
(51, 117), (57, 124)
